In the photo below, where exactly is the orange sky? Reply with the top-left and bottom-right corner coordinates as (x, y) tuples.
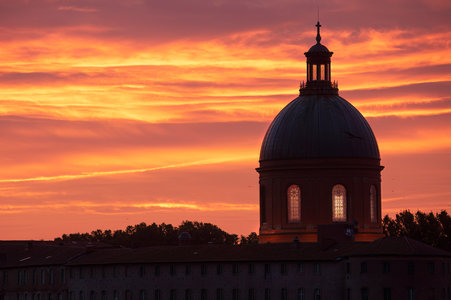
(0, 0), (450, 240)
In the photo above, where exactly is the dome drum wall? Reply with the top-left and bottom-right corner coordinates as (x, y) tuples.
(257, 158), (383, 243)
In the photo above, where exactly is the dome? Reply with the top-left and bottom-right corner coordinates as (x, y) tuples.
(260, 94), (380, 161)
(307, 43), (330, 54)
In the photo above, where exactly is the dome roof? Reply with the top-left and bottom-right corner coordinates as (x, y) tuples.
(260, 94), (380, 161)
(307, 43), (330, 54)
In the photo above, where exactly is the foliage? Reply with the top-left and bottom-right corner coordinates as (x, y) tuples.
(54, 220), (257, 247)
(383, 210), (451, 252)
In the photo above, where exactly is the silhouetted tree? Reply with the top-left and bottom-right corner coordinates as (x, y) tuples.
(55, 220), (246, 247)
(240, 232), (258, 244)
(383, 210), (451, 252)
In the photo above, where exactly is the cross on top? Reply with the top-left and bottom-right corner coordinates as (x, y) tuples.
(316, 21), (322, 43)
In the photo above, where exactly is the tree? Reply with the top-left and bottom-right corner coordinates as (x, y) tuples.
(54, 220), (249, 247)
(383, 210), (451, 252)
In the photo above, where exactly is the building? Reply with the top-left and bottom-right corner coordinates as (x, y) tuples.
(257, 21), (383, 243)
(1, 23), (451, 300)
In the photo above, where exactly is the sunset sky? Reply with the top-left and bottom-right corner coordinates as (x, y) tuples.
(0, 0), (450, 240)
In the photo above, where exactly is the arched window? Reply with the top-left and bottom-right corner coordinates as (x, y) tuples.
(287, 185), (301, 223)
(370, 185), (377, 223)
(332, 185), (347, 222)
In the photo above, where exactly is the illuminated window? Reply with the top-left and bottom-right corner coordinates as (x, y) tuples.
(332, 185), (347, 222)
(287, 185), (301, 223)
(370, 185), (377, 223)
(312, 65), (317, 80)
(320, 65), (325, 80)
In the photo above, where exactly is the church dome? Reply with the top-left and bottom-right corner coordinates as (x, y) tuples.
(259, 94), (380, 161)
(307, 43), (330, 54)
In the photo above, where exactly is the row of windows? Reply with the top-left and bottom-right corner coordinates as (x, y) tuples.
(69, 288), (314, 300)
(351, 286), (451, 300)
(16, 269), (63, 286)
(307, 63), (331, 82)
(1, 263), (322, 286)
(346, 261), (451, 276)
(286, 184), (378, 223)
(5, 287), (451, 300)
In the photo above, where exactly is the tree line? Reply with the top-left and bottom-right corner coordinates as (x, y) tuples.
(382, 210), (451, 252)
(55, 210), (451, 252)
(54, 220), (258, 247)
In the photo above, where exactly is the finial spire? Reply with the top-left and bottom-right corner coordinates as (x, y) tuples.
(315, 21), (322, 44)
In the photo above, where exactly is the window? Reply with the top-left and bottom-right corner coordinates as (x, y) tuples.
(383, 288), (391, 300)
(113, 291), (118, 300)
(90, 291), (96, 300)
(264, 289), (270, 300)
(383, 262), (391, 274)
(79, 267), (83, 279)
(248, 289), (255, 300)
(264, 264), (271, 279)
(297, 263), (303, 273)
(79, 292), (84, 300)
(428, 262), (435, 274)
(370, 185), (377, 223)
(2, 271), (8, 284)
(360, 288), (368, 300)
(170, 289), (176, 300)
(33, 269), (37, 284)
(139, 290), (146, 300)
(201, 289), (207, 300)
(41, 270), (46, 284)
(101, 291), (107, 300)
(61, 268), (66, 283)
(154, 290), (160, 300)
(232, 264), (239, 275)
(232, 289), (239, 300)
(312, 65), (317, 81)
(407, 288), (416, 300)
(320, 64), (325, 80)
(297, 288), (304, 300)
(281, 289), (287, 300)
(248, 264), (254, 274)
(280, 263), (287, 275)
(314, 289), (321, 300)
(170, 265), (176, 276)
(49, 269), (54, 285)
(216, 289), (223, 300)
(332, 185), (347, 221)
(287, 185), (301, 223)
(260, 185), (266, 223)
(90, 267), (95, 278)
(360, 262), (367, 274)
(216, 264), (222, 275)
(113, 266), (117, 278)
(184, 289), (191, 300)
(201, 264), (207, 276)
(102, 267), (106, 278)
(18, 270), (24, 285)
(154, 265), (160, 276)
(408, 262), (415, 275)
(314, 263), (321, 275)
(185, 265), (191, 276)
(140, 266), (146, 277)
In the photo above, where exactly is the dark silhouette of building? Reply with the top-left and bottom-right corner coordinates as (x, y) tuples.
(1, 23), (450, 300)
(258, 22), (383, 243)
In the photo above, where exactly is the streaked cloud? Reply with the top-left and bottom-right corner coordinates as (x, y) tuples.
(0, 0), (450, 239)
